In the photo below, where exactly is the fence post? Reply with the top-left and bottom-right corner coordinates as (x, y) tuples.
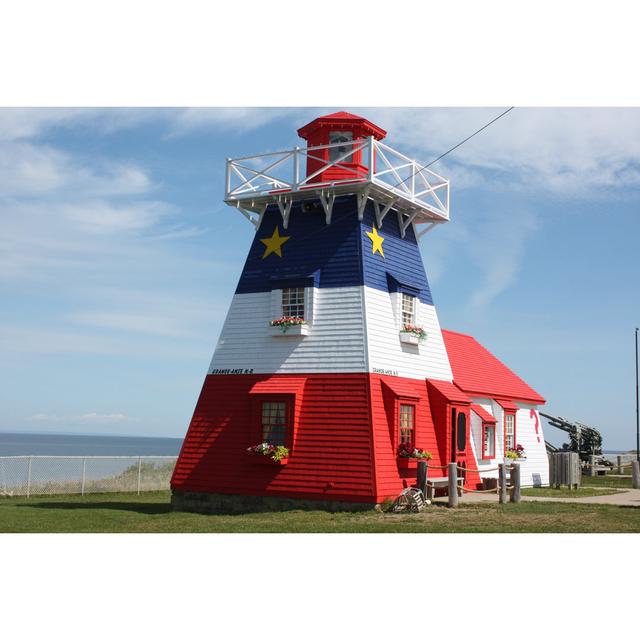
(617, 455), (623, 475)
(510, 463), (521, 503)
(81, 457), (86, 496)
(632, 461), (640, 489)
(417, 461), (427, 499)
(448, 462), (458, 508)
(499, 463), (507, 504)
(137, 456), (142, 495)
(26, 456), (32, 498)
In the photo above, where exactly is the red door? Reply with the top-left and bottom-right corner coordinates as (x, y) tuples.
(451, 407), (468, 484)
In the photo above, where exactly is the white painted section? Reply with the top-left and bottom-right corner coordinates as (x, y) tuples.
(209, 287), (367, 374)
(468, 397), (549, 487)
(364, 287), (453, 381)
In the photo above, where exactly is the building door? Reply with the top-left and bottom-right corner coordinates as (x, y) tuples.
(451, 407), (468, 483)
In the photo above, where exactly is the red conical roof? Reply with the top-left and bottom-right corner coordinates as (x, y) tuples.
(297, 111), (387, 140)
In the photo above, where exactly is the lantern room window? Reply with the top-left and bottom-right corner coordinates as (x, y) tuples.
(401, 293), (416, 326)
(261, 400), (289, 446)
(504, 412), (516, 451)
(482, 423), (496, 459)
(282, 287), (305, 319)
(329, 131), (353, 163)
(399, 403), (416, 447)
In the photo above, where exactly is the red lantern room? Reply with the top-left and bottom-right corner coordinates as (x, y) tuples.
(297, 111), (387, 184)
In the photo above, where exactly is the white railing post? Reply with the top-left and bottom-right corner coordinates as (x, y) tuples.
(26, 456), (32, 498)
(137, 456), (142, 495)
(292, 147), (300, 191)
(368, 137), (375, 181)
(81, 457), (86, 496)
(411, 161), (416, 200)
(225, 158), (232, 197)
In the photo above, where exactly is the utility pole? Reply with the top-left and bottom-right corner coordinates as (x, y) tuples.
(636, 327), (640, 462)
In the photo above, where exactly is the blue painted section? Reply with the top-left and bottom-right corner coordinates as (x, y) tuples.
(360, 206), (433, 305)
(235, 196), (433, 305)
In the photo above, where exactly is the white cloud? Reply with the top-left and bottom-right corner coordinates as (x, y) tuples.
(363, 107), (640, 194)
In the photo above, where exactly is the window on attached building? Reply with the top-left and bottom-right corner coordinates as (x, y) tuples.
(504, 413), (516, 451)
(261, 400), (289, 446)
(482, 423), (496, 459)
(282, 287), (305, 319)
(399, 404), (415, 447)
(401, 293), (416, 326)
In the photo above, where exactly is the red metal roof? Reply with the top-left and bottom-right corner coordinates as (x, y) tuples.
(426, 378), (471, 404)
(381, 377), (421, 399)
(248, 376), (307, 395)
(442, 330), (545, 404)
(471, 404), (496, 423)
(495, 398), (519, 411)
(297, 111), (387, 140)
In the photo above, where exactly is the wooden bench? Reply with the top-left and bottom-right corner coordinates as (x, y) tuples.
(425, 476), (465, 500)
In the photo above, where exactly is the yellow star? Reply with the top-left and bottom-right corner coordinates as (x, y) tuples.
(260, 226), (290, 259)
(366, 226), (385, 257)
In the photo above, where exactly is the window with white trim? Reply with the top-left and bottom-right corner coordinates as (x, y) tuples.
(401, 293), (416, 326)
(504, 413), (516, 451)
(282, 287), (305, 319)
(482, 424), (495, 459)
(399, 404), (415, 446)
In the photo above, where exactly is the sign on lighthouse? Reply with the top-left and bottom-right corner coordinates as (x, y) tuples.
(171, 111), (549, 513)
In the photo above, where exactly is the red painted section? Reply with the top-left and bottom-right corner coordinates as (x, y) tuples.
(297, 111), (387, 184)
(370, 375), (444, 500)
(172, 372), (457, 504)
(471, 403), (496, 423)
(172, 373), (377, 502)
(442, 329), (546, 404)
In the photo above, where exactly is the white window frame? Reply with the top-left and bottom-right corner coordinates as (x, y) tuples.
(281, 287), (305, 319)
(504, 413), (515, 451)
(270, 286), (315, 325)
(401, 293), (416, 326)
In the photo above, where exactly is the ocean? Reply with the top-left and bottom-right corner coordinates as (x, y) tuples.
(0, 432), (183, 457)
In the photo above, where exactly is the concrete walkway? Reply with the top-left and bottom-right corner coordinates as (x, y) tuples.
(446, 488), (640, 507)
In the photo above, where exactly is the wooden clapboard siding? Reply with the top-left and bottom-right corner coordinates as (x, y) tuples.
(368, 374), (442, 501)
(364, 288), (454, 381)
(171, 373), (377, 502)
(209, 287), (367, 374)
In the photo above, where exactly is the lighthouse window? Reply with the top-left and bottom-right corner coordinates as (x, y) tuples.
(282, 287), (305, 319)
(504, 413), (516, 451)
(399, 404), (415, 446)
(261, 401), (288, 446)
(401, 293), (416, 326)
(329, 131), (353, 163)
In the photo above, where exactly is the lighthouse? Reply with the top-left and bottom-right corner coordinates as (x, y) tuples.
(171, 111), (549, 513)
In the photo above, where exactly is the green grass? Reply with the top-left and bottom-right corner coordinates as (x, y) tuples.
(1, 491), (640, 533)
(582, 474), (634, 488)
(521, 487), (622, 498)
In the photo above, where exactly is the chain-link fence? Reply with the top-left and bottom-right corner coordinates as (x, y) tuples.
(0, 456), (177, 497)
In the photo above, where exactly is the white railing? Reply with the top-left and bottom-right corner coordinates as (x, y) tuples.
(225, 136), (449, 221)
(0, 456), (177, 497)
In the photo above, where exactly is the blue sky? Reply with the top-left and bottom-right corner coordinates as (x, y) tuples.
(1, 107), (638, 449)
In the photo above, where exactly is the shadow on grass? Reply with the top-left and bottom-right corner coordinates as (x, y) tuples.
(16, 501), (172, 515)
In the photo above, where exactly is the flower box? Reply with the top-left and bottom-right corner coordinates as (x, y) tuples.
(269, 324), (309, 337)
(250, 455), (289, 466)
(399, 332), (420, 345)
(397, 457), (427, 469)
